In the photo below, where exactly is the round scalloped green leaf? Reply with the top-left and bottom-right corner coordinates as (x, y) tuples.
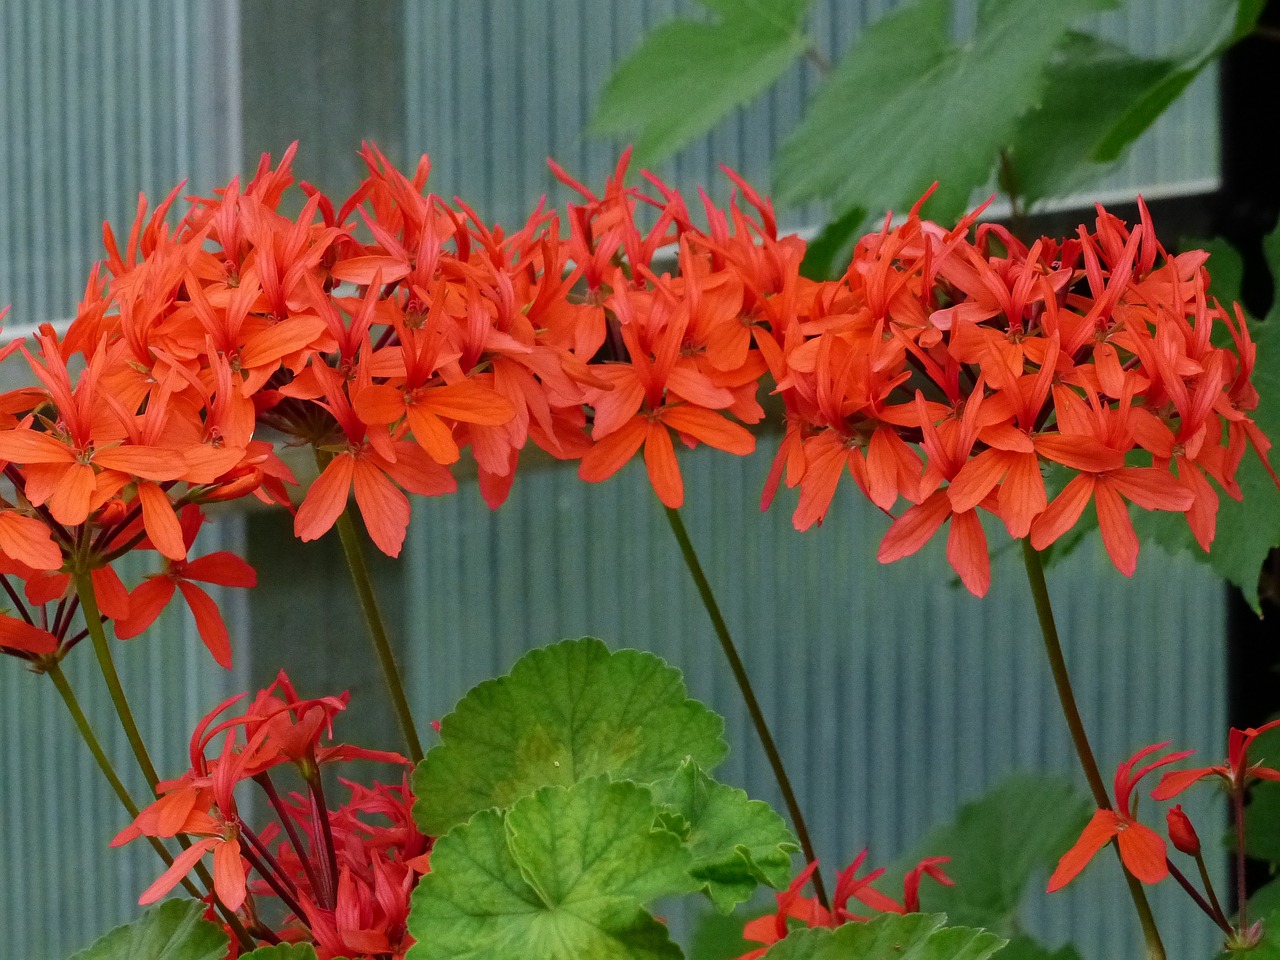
(243, 947), (351, 960)
(651, 759), (798, 912)
(67, 900), (228, 960)
(408, 777), (697, 960)
(413, 637), (728, 835)
(761, 913), (1005, 960)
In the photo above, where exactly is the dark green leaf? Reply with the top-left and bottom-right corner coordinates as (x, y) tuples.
(800, 206), (868, 281)
(407, 777), (696, 960)
(1007, 34), (1175, 203)
(995, 936), (1084, 960)
(902, 775), (1092, 935)
(242, 947), (347, 960)
(67, 900), (228, 960)
(774, 0), (1111, 223)
(651, 759), (799, 912)
(414, 637), (728, 835)
(760, 913), (1005, 959)
(591, 0), (812, 165)
(1011, 0), (1265, 202)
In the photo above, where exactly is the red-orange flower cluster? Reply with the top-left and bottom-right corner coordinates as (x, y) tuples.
(1, 144), (1275, 678)
(112, 672), (426, 958)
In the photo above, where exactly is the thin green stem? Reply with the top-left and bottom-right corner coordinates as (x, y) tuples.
(46, 663), (255, 949)
(1020, 541), (1165, 960)
(45, 663), (203, 896)
(46, 663), (140, 816)
(333, 508), (424, 764)
(664, 507), (829, 910)
(74, 569), (160, 793)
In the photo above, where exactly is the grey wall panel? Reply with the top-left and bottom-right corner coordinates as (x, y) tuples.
(404, 445), (1226, 957)
(0, 0), (240, 334)
(0, 515), (250, 960)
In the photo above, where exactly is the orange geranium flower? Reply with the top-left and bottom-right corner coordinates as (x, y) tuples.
(1048, 742), (1193, 892)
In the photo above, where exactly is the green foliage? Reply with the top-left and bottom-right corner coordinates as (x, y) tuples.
(758, 913), (1005, 959)
(591, 0), (812, 165)
(242, 947), (346, 960)
(652, 758), (799, 912)
(995, 938), (1085, 960)
(1009, 0), (1262, 203)
(904, 776), (1092, 937)
(773, 0), (1111, 225)
(407, 777), (696, 960)
(413, 637), (728, 835)
(66, 900), (227, 960)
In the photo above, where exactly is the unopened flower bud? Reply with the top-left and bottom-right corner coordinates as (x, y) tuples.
(1167, 804), (1201, 856)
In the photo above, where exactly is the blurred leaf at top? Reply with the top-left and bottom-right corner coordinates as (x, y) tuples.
(591, 0), (813, 166)
(1007, 0), (1266, 204)
(773, 0), (1113, 225)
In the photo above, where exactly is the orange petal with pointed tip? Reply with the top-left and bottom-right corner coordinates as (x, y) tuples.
(579, 416), (647, 484)
(660, 406), (754, 455)
(295, 454), (354, 543)
(138, 483), (187, 561)
(352, 457), (411, 558)
(947, 509), (991, 597)
(1116, 822), (1169, 885)
(1047, 809), (1121, 892)
(0, 512), (63, 570)
(139, 838), (217, 905)
(0, 613), (58, 655)
(644, 422), (683, 508)
(178, 581), (233, 669)
(213, 837), (247, 911)
(0, 430), (76, 464)
(877, 492), (951, 563)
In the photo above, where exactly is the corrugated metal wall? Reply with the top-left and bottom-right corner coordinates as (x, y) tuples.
(0, 516), (251, 959)
(404, 0), (1219, 230)
(0, 0), (241, 332)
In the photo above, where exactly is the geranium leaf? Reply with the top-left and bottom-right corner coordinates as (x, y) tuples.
(414, 637), (727, 835)
(407, 777), (696, 960)
(67, 900), (227, 960)
(1005, 34), (1176, 204)
(591, 0), (812, 165)
(898, 775), (1091, 935)
(1009, 0), (1264, 204)
(759, 913), (1005, 959)
(774, 0), (1111, 224)
(651, 759), (799, 912)
(242, 947), (351, 960)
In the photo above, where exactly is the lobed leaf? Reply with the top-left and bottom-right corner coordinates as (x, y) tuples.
(407, 777), (697, 960)
(67, 900), (227, 960)
(413, 637), (727, 835)
(759, 913), (1005, 959)
(774, 0), (1111, 225)
(1009, 0), (1266, 204)
(591, 0), (812, 165)
(652, 759), (799, 912)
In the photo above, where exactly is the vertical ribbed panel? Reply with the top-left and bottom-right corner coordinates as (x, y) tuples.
(403, 0), (1218, 229)
(405, 447), (1226, 956)
(0, 515), (250, 959)
(0, 4), (242, 953)
(0, 0), (240, 329)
